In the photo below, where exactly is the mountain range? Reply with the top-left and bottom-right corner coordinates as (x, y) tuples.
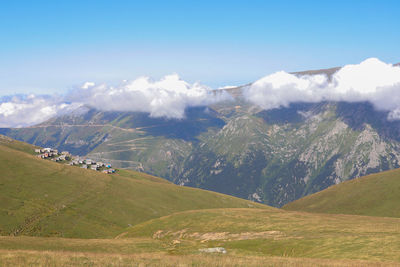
(2, 65), (400, 207)
(1, 135), (400, 265)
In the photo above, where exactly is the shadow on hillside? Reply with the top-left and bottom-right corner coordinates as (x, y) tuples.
(255, 101), (400, 142)
(255, 102), (324, 124)
(116, 107), (226, 141)
(336, 101), (400, 142)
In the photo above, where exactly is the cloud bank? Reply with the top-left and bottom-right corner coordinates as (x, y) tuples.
(1, 58), (400, 128)
(244, 58), (400, 119)
(0, 74), (230, 128)
(67, 74), (229, 119)
(0, 95), (79, 128)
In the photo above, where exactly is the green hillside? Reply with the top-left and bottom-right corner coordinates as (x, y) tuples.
(119, 208), (400, 262)
(1, 235), (396, 266)
(0, 135), (39, 155)
(1, 208), (399, 264)
(0, 136), (267, 238)
(5, 100), (400, 208)
(282, 168), (400, 217)
(2, 135), (400, 265)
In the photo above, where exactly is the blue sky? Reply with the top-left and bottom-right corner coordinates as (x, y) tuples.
(0, 0), (399, 95)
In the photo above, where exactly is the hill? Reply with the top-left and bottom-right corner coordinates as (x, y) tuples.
(282, 168), (400, 217)
(0, 135), (267, 238)
(1, 136), (400, 265)
(1, 207), (400, 264)
(3, 65), (400, 208)
(116, 208), (400, 263)
(5, 101), (400, 210)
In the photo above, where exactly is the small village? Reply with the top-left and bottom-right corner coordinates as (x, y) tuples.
(34, 148), (116, 174)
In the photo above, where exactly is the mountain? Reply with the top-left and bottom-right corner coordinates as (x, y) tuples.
(1, 137), (400, 264)
(0, 135), (266, 238)
(283, 168), (400, 217)
(3, 66), (400, 207)
(292, 66), (340, 77)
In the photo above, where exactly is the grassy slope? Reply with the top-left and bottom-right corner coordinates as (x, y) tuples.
(0, 135), (39, 155)
(0, 209), (399, 265)
(282, 168), (400, 217)
(0, 137), (267, 238)
(120, 208), (400, 262)
(0, 236), (396, 267)
(2, 249), (393, 267)
(2, 135), (400, 264)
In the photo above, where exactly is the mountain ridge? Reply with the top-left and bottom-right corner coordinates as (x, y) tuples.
(2, 63), (400, 207)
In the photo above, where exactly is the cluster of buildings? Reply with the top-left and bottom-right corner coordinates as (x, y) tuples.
(35, 148), (71, 162)
(34, 148), (115, 174)
(72, 158), (115, 173)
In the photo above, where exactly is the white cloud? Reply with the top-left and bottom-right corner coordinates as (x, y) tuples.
(333, 58), (400, 95)
(244, 58), (400, 119)
(244, 71), (329, 110)
(81, 82), (95, 89)
(67, 74), (230, 119)
(0, 74), (231, 127)
(0, 95), (78, 128)
(2, 59), (400, 128)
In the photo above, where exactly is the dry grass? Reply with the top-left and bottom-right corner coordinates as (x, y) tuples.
(1, 136), (400, 266)
(123, 208), (400, 262)
(1, 249), (398, 267)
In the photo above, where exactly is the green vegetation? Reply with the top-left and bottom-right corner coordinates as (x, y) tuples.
(2, 244), (392, 267)
(0, 135), (39, 155)
(120, 208), (400, 263)
(0, 136), (266, 238)
(1, 208), (399, 265)
(2, 136), (400, 265)
(283, 168), (400, 218)
(4, 101), (400, 208)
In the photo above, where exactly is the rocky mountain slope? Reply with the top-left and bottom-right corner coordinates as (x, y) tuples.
(3, 68), (400, 207)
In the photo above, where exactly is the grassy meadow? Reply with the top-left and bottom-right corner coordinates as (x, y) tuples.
(283, 168), (400, 218)
(0, 137), (265, 238)
(1, 135), (400, 266)
(121, 208), (400, 263)
(2, 249), (396, 267)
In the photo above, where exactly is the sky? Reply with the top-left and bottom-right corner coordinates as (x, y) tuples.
(0, 0), (399, 96)
(1, 1), (400, 128)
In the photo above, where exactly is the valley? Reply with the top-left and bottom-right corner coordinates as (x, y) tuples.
(1, 135), (400, 266)
(3, 89), (400, 207)
(2, 1), (399, 265)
